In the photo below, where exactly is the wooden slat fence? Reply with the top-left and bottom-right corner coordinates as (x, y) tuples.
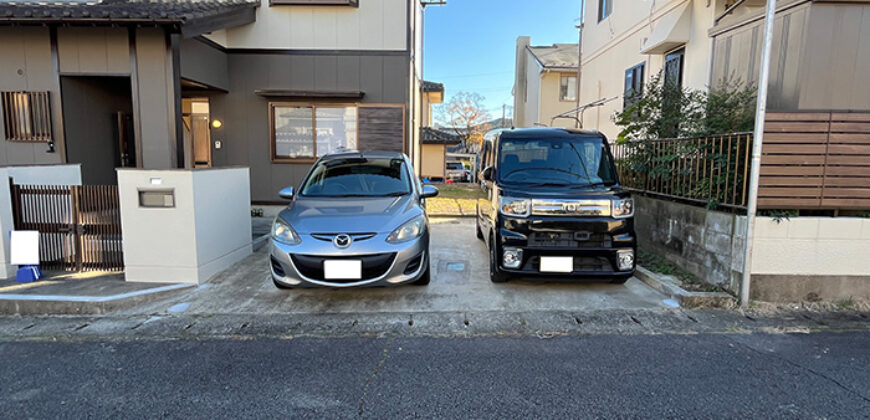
(761, 112), (870, 209)
(10, 183), (124, 272)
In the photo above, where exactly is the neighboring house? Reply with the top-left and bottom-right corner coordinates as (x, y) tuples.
(577, 0), (870, 138)
(512, 37), (579, 128)
(419, 81), (460, 181)
(0, 0), (425, 201)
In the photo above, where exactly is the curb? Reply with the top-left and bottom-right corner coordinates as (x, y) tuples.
(635, 266), (736, 309)
(0, 283), (195, 316)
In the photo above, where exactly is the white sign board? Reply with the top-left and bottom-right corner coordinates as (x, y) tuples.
(10, 230), (40, 265)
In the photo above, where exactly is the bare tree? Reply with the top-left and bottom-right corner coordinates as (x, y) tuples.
(438, 91), (492, 150)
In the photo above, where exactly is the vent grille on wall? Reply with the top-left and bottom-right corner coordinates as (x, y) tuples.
(1, 91), (52, 143)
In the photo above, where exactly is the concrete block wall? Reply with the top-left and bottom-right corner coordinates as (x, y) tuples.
(636, 195), (870, 301)
(634, 195), (742, 291)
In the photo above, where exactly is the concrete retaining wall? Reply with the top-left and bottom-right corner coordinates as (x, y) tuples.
(635, 195), (870, 301)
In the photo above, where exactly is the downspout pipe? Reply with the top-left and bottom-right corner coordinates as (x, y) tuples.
(740, 0), (777, 308)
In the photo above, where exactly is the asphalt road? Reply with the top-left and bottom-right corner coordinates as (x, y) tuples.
(1, 333), (868, 418)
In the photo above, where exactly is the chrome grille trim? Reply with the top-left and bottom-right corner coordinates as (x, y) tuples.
(530, 199), (611, 216)
(310, 233), (377, 242)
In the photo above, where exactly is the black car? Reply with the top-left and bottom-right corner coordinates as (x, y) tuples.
(475, 128), (636, 283)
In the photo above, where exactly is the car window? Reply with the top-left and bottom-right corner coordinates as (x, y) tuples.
(300, 157), (411, 197)
(497, 137), (616, 186)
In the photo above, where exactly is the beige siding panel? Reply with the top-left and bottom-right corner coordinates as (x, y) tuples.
(135, 28), (175, 169)
(57, 27), (130, 74)
(223, 0), (405, 51)
(0, 27), (63, 166)
(420, 144), (445, 178)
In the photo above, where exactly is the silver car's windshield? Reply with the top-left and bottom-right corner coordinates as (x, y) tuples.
(300, 157), (412, 197)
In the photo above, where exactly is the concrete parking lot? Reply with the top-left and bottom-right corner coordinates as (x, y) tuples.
(126, 218), (671, 316)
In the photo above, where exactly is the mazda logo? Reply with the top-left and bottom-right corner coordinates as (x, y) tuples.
(333, 234), (352, 249)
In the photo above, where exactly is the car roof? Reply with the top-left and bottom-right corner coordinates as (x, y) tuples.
(320, 150), (406, 160)
(498, 127), (606, 140)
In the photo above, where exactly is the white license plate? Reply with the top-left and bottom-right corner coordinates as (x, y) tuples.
(539, 256), (573, 273)
(323, 260), (362, 280)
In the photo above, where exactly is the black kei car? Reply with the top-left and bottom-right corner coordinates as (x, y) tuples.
(476, 128), (636, 283)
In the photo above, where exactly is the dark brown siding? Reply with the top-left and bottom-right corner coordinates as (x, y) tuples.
(210, 51), (409, 201)
(180, 38), (229, 91)
(358, 106), (404, 153)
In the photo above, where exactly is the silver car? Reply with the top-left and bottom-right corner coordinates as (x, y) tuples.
(269, 151), (438, 288)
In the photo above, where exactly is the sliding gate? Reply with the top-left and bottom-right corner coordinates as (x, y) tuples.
(9, 182), (124, 272)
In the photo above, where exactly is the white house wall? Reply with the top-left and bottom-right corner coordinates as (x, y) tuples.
(579, 0), (716, 138)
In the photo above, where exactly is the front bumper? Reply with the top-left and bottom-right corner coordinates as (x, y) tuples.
(269, 231), (429, 288)
(497, 215), (636, 279)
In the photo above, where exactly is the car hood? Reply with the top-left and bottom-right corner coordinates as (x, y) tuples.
(277, 195), (421, 234)
(499, 185), (630, 200)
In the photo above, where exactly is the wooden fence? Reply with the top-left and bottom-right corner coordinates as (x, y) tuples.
(612, 112), (870, 212)
(760, 112), (870, 209)
(10, 183), (124, 272)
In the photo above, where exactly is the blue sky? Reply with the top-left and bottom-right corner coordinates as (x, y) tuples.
(423, 0), (581, 124)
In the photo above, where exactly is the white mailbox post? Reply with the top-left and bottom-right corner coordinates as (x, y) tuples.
(117, 168), (252, 284)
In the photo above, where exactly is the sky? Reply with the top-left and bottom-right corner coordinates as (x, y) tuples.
(423, 0), (581, 124)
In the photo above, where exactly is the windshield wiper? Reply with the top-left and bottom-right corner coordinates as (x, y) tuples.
(521, 182), (572, 188)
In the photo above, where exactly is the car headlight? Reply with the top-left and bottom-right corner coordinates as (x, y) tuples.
(386, 215), (426, 244)
(499, 197), (530, 217)
(271, 218), (301, 245)
(612, 198), (634, 218)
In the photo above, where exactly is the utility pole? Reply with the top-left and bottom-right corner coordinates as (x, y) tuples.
(740, 0), (777, 308)
(575, 0), (585, 128)
(501, 104), (506, 128)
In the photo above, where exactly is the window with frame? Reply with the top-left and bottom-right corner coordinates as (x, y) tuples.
(271, 104), (358, 162)
(664, 48), (685, 91)
(1, 91), (52, 142)
(560, 75), (577, 101)
(623, 63), (645, 109)
(598, 0), (612, 22)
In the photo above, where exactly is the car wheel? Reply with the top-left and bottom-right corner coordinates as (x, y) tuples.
(611, 275), (631, 285)
(412, 263), (431, 286)
(489, 234), (510, 283)
(272, 277), (294, 289)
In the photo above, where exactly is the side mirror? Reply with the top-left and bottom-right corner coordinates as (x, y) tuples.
(421, 185), (439, 199)
(481, 166), (494, 182)
(278, 186), (294, 200)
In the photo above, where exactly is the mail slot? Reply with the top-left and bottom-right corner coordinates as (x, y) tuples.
(138, 189), (175, 208)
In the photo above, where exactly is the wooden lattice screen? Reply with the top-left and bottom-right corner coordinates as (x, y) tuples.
(760, 112), (870, 210)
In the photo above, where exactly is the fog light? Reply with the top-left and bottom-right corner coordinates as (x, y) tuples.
(502, 247), (523, 269)
(616, 249), (635, 271)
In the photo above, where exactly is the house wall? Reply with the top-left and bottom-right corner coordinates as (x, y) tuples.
(180, 38), (229, 91)
(420, 143), (445, 179)
(539, 71), (579, 129)
(516, 51), (541, 128)
(57, 27), (130, 74)
(579, 0), (717, 138)
(512, 36), (530, 128)
(205, 0), (408, 51)
(209, 51), (410, 201)
(134, 28), (178, 170)
(0, 27), (64, 166)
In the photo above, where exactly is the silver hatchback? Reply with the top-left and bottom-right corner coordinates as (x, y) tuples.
(269, 152), (438, 288)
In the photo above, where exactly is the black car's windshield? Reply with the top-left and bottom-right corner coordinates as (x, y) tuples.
(301, 157), (412, 197)
(497, 137), (617, 187)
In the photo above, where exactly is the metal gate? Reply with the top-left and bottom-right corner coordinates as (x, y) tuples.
(9, 181), (124, 272)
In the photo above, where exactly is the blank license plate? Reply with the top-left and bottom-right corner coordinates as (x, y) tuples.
(323, 260), (362, 279)
(539, 256), (573, 273)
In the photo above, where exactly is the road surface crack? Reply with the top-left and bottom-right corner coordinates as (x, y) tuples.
(735, 340), (870, 404)
(357, 336), (394, 417)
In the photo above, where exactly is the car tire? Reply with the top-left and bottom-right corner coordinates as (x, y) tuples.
(489, 234), (510, 283)
(611, 275), (631, 285)
(272, 278), (294, 289)
(412, 263), (431, 286)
